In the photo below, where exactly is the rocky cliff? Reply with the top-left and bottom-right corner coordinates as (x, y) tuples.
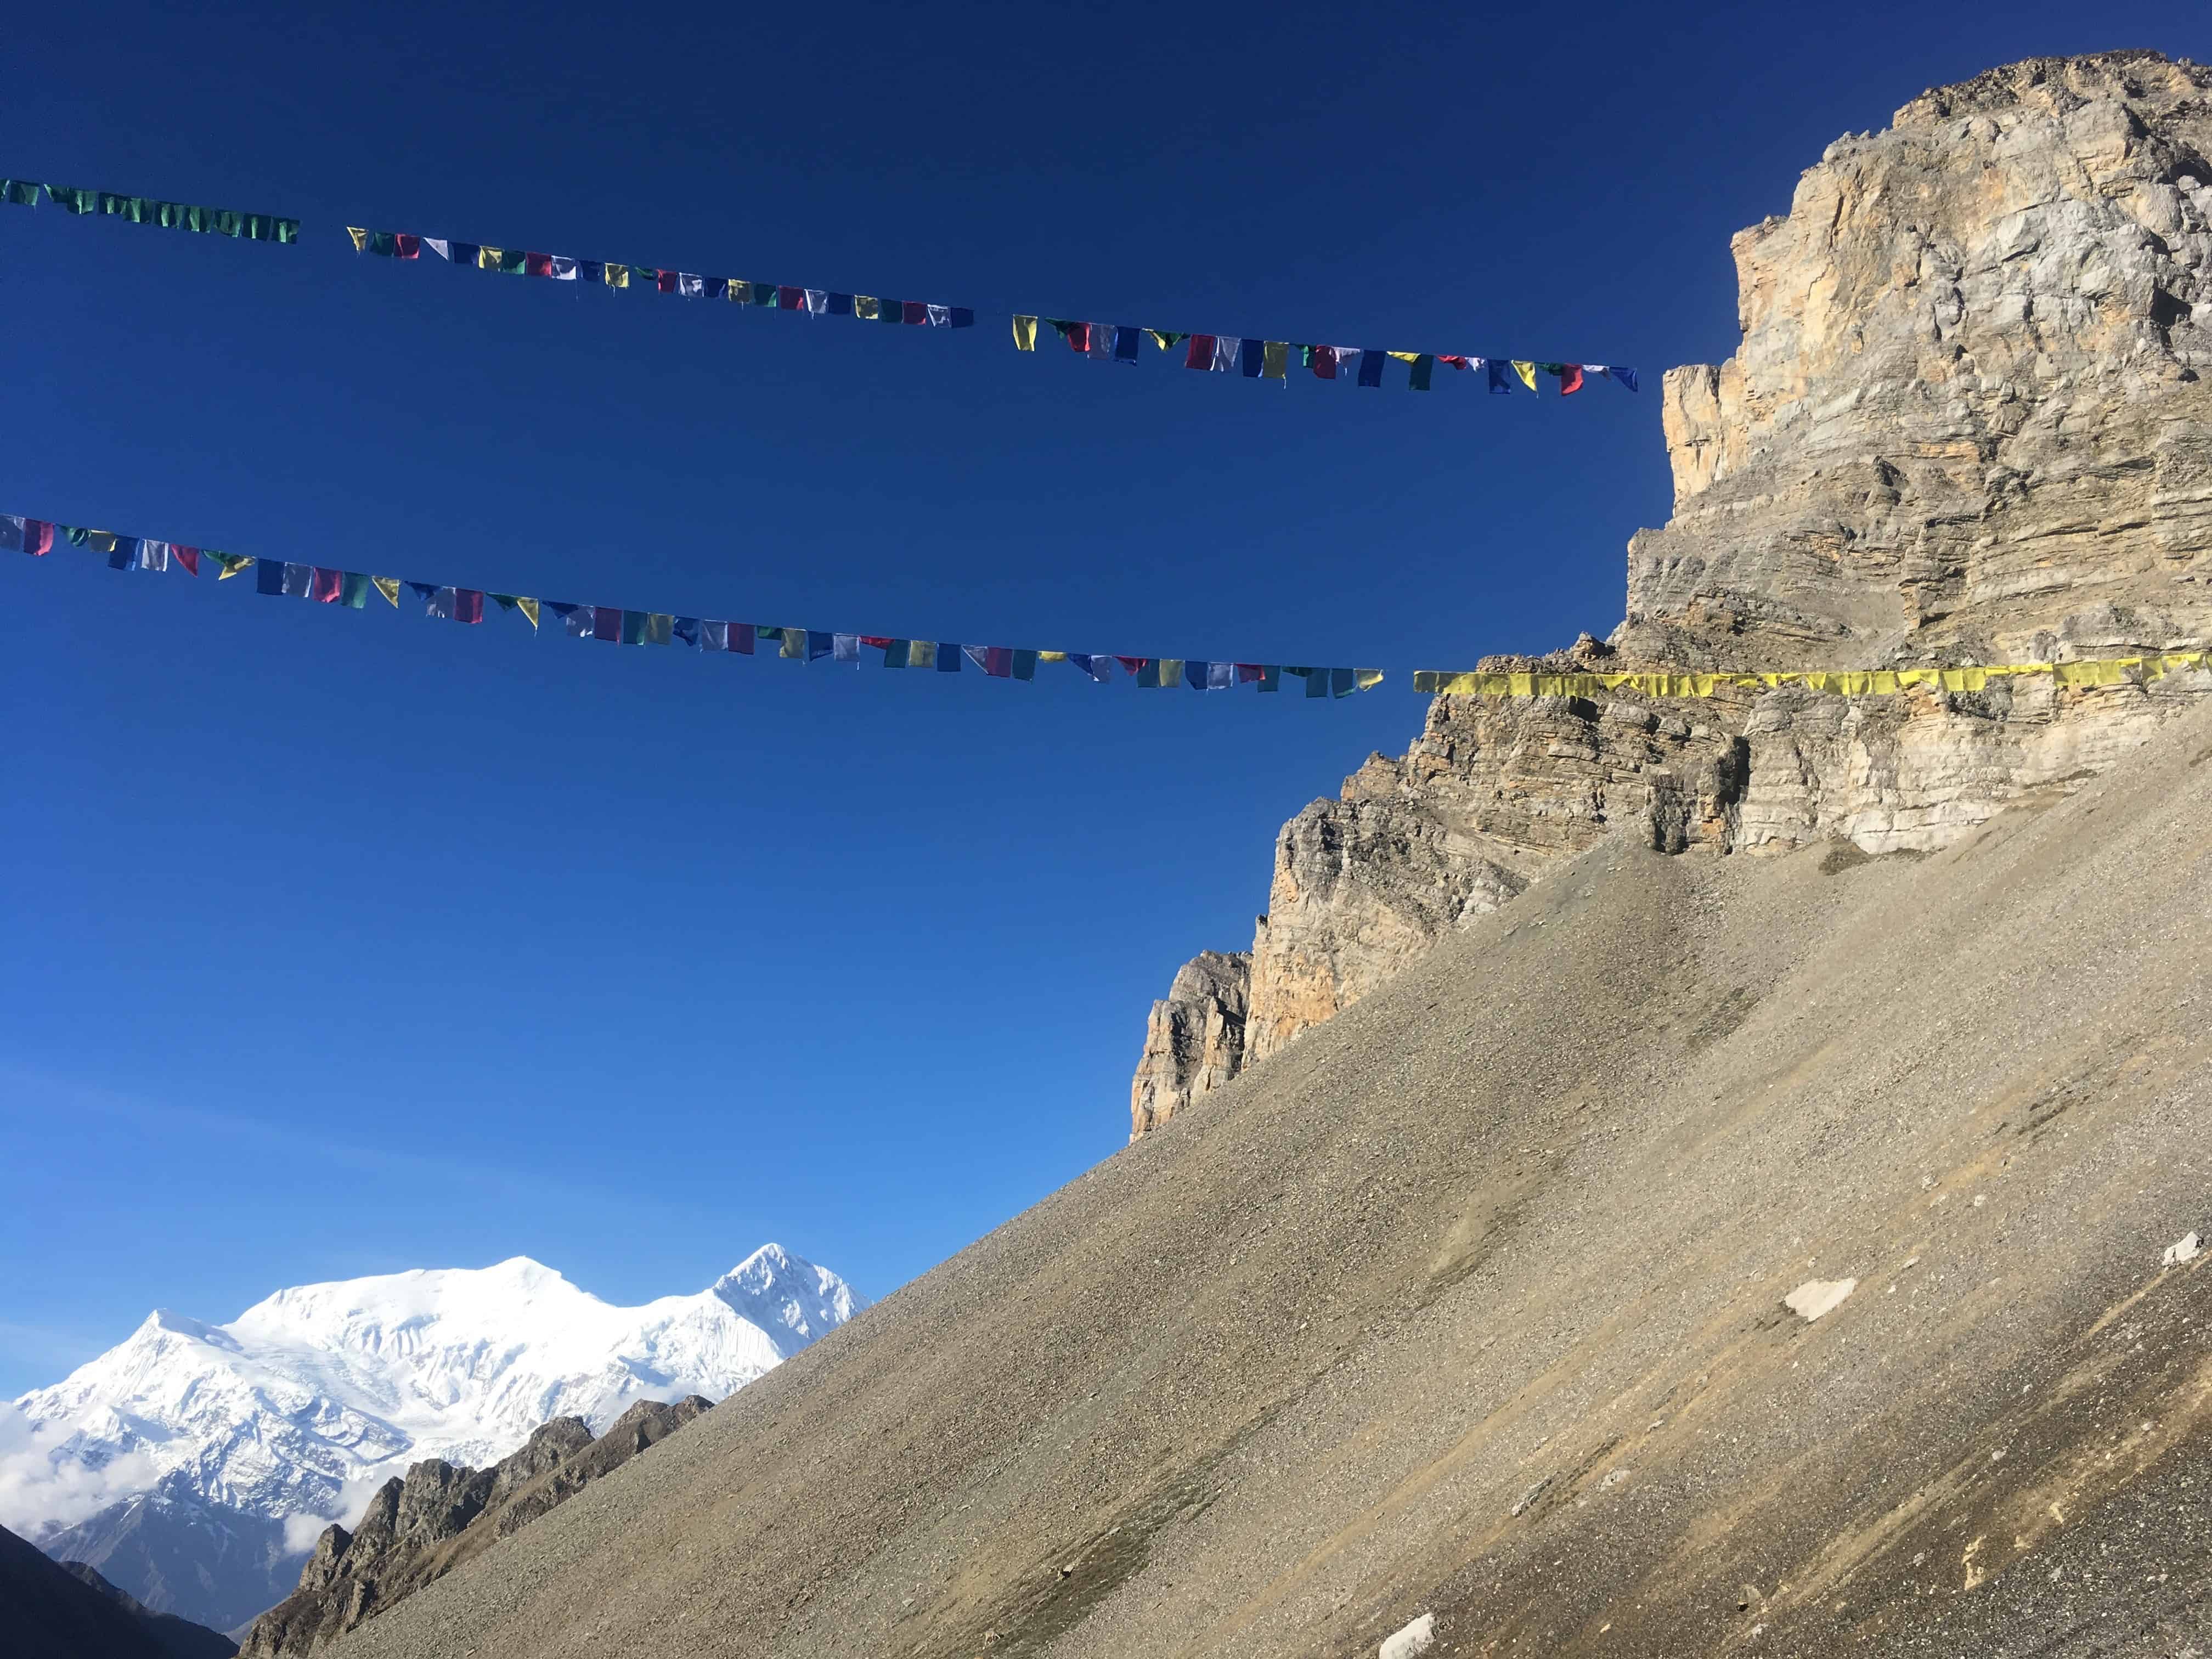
(233, 1397), (710, 1658)
(1132, 48), (2212, 1136)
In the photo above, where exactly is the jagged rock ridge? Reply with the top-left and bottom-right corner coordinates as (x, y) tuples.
(1132, 48), (2212, 1136)
(233, 1397), (712, 1658)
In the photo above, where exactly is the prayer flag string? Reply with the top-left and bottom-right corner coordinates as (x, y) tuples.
(1, 178), (297, 241)
(1, 511), (1385, 700)
(0, 173), (1636, 398)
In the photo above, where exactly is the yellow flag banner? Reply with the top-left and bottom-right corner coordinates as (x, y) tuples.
(1412, 654), (2212, 699)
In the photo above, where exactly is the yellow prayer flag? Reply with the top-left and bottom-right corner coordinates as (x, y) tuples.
(1037, 650), (1068, 663)
(1147, 330), (1177, 351)
(1262, 341), (1289, 380)
(1512, 360), (1537, 391)
(477, 246), (503, 270)
(605, 263), (629, 289)
(1012, 314), (1037, 351)
(1354, 669), (1385, 691)
(855, 296), (880, 320)
(725, 280), (748, 303)
(84, 530), (120, 554)
(1386, 351), (1420, 364)
(371, 575), (400, 607)
(216, 555), (255, 580)
(518, 597), (540, 629)
(346, 227), (369, 252)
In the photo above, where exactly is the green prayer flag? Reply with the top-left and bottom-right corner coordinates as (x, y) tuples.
(341, 572), (372, 610)
(879, 298), (904, 324)
(1011, 649), (1037, 682)
(369, 231), (398, 257)
(619, 610), (647, 646)
(48, 185), (97, 214)
(1258, 665), (1280, 692)
(752, 284), (778, 308)
(1409, 354), (1435, 391)
(2, 180), (40, 206)
(498, 248), (527, 275)
(64, 526), (89, 546)
(755, 624), (781, 640)
(883, 639), (912, 668)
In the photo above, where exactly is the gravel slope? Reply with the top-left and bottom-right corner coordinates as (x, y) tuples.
(334, 700), (2212, 1659)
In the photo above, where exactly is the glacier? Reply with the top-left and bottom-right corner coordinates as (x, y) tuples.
(9, 1244), (862, 1531)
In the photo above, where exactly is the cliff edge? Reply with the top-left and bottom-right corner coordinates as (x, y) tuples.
(1133, 49), (2212, 1136)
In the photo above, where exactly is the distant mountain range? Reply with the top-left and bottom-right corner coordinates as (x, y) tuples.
(10, 1246), (861, 1633)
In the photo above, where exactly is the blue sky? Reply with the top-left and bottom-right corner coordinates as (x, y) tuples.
(2, 2), (2199, 1396)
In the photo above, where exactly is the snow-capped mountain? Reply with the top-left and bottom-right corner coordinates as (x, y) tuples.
(12, 1245), (861, 1531)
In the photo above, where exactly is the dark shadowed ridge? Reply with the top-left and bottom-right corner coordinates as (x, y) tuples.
(1, 1521), (236, 1658)
(326, 698), (2212, 1658)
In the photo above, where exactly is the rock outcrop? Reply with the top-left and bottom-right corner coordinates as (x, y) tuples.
(234, 1398), (710, 1657)
(1131, 49), (2212, 1137)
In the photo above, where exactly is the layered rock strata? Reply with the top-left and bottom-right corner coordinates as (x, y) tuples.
(1132, 49), (2212, 1137)
(234, 1397), (710, 1657)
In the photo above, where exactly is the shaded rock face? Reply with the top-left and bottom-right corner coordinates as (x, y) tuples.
(1133, 50), (2212, 1132)
(233, 1400), (707, 1658)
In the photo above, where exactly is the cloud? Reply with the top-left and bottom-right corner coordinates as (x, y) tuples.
(279, 1472), (388, 1553)
(0, 1402), (159, 1537)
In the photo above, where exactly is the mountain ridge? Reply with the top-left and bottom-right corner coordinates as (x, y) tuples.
(9, 1245), (861, 1632)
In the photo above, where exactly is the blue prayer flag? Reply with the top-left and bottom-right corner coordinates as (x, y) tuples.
(807, 630), (834, 662)
(1113, 326), (1140, 363)
(1486, 360), (1513, 394)
(935, 641), (961, 672)
(949, 308), (974, 328)
(674, 616), (699, 647)
(1612, 366), (1638, 392)
(1239, 338), (1264, 377)
(256, 560), (287, 595)
(1357, 349), (1385, 388)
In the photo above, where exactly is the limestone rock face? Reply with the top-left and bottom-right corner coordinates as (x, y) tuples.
(1129, 950), (1249, 1138)
(234, 1400), (710, 1657)
(1625, 50), (2212, 670)
(1128, 51), (2212, 1133)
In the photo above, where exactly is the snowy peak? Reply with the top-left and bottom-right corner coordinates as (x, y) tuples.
(709, 1244), (861, 1343)
(7, 1246), (865, 1539)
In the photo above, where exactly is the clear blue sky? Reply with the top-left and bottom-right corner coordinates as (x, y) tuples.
(2, 2), (2197, 1396)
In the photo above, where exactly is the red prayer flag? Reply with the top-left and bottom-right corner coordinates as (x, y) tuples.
(1186, 335), (1215, 369)
(455, 588), (484, 624)
(1235, 663), (1263, 683)
(311, 566), (345, 603)
(24, 520), (53, 556)
(902, 300), (926, 324)
(525, 251), (553, 276)
(1065, 321), (1091, 354)
(172, 545), (200, 575)
(1312, 346), (1339, 380)
(592, 607), (621, 641)
(778, 285), (804, 309)
(1115, 656), (1148, 675)
(983, 646), (1013, 678)
(859, 635), (893, 648)
(1437, 354), (1470, 370)
(1558, 365), (1585, 395)
(729, 623), (754, 654)
(653, 269), (676, 294)
(394, 233), (420, 259)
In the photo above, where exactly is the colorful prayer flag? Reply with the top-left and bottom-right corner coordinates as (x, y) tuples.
(372, 574), (400, 606)
(311, 566), (345, 603)
(1356, 349), (1385, 388)
(1012, 314), (1037, 351)
(256, 560), (287, 595)
(641, 611), (671, 644)
(1262, 341), (1288, 380)
(342, 572), (373, 608)
(1512, 360), (1537, 391)
(1186, 335), (1215, 369)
